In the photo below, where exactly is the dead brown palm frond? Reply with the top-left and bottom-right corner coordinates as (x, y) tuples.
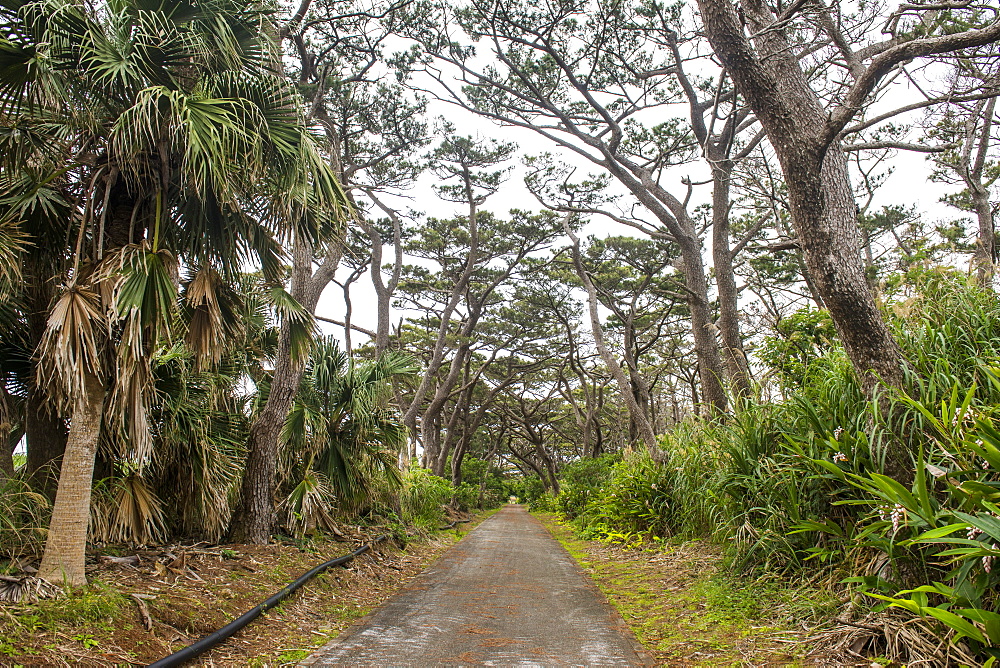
(279, 469), (338, 539)
(184, 266), (243, 368)
(36, 283), (107, 408)
(110, 313), (156, 463)
(90, 473), (167, 546)
(0, 575), (63, 603)
(806, 607), (980, 667)
(98, 242), (181, 463)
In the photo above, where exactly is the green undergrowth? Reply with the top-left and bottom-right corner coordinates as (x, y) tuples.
(537, 512), (834, 665)
(14, 582), (127, 633)
(530, 275), (1000, 665)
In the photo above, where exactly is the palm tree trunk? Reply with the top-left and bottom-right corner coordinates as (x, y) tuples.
(38, 372), (105, 588)
(1, 436), (13, 480)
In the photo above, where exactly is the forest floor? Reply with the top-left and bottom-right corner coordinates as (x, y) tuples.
(535, 513), (851, 667)
(0, 510), (490, 667)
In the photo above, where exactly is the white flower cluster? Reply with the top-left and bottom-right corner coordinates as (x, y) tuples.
(963, 521), (999, 574)
(832, 452), (848, 463)
(984, 547), (998, 574)
(833, 427), (844, 440)
(878, 504), (906, 532)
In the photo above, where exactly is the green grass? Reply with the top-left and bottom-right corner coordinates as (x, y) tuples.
(14, 580), (127, 633)
(536, 512), (821, 666)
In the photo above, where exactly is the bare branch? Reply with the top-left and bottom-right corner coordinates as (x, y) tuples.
(843, 140), (957, 153)
(315, 315), (376, 338)
(824, 18), (1000, 143)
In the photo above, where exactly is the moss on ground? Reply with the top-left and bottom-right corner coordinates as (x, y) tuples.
(536, 513), (835, 666)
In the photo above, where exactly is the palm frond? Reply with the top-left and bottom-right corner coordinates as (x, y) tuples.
(36, 283), (106, 407)
(279, 469), (338, 539)
(269, 285), (314, 365)
(105, 242), (178, 341)
(90, 471), (166, 546)
(183, 265), (242, 367)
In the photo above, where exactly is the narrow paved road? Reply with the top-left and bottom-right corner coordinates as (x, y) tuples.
(302, 505), (651, 666)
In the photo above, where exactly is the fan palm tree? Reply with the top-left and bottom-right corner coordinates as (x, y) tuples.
(0, 0), (347, 585)
(280, 339), (418, 536)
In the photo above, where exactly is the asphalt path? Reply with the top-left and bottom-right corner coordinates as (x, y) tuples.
(301, 504), (651, 667)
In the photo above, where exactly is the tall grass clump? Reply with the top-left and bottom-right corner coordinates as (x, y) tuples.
(0, 475), (51, 564)
(556, 435), (726, 543)
(399, 467), (452, 533)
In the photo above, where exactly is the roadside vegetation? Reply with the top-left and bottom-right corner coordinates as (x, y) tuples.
(530, 274), (1000, 665)
(2, 0), (1000, 666)
(539, 513), (838, 665)
(0, 512), (494, 667)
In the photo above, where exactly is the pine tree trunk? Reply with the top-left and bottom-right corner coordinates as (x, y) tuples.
(677, 230), (729, 414)
(227, 337), (302, 543)
(695, 0), (904, 392)
(969, 95), (997, 288)
(38, 373), (105, 588)
(228, 236), (341, 544)
(972, 184), (995, 287)
(696, 0), (908, 479)
(621, 170), (729, 415)
(564, 218), (663, 458)
(712, 162), (752, 402)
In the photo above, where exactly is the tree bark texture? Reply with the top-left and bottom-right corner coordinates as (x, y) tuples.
(38, 373), (106, 588)
(695, 0), (905, 393)
(1, 428), (14, 479)
(711, 162), (752, 402)
(228, 236), (341, 544)
(227, 330), (304, 544)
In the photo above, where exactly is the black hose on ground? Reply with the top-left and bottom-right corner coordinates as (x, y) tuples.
(147, 535), (390, 668)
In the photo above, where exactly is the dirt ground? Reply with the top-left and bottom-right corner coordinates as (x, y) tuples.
(0, 516), (486, 668)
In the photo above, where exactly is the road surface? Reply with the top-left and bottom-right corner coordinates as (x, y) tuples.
(301, 504), (651, 666)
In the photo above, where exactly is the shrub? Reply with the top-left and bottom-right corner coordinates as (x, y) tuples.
(399, 468), (451, 531)
(556, 454), (619, 519)
(804, 385), (1000, 662)
(455, 457), (508, 510)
